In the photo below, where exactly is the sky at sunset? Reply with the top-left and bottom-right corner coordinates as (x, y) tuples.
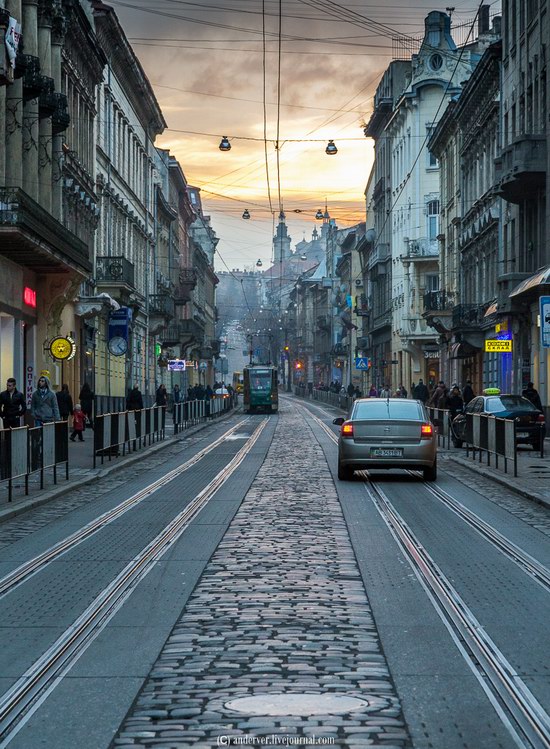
(108, 0), (496, 271)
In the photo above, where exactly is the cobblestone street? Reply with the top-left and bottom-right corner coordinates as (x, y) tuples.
(113, 408), (409, 749)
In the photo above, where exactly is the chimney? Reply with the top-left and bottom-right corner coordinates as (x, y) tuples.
(478, 4), (490, 35)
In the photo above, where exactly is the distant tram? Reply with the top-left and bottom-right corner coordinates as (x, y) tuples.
(243, 365), (278, 414)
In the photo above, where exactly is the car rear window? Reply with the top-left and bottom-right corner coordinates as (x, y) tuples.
(486, 396), (539, 413)
(353, 401), (424, 420)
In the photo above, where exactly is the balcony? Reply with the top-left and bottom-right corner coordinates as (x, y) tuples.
(52, 94), (70, 135)
(368, 243), (390, 273)
(149, 293), (175, 320)
(402, 238), (438, 261)
(317, 315), (331, 332)
(423, 290), (454, 312)
(494, 135), (546, 204)
(162, 318), (204, 346)
(96, 256), (135, 289)
(174, 267), (198, 305)
(452, 304), (485, 330)
(0, 187), (90, 273)
(39, 76), (56, 118)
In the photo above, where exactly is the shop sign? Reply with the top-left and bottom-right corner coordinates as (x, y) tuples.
(49, 335), (77, 361)
(540, 296), (550, 348)
(26, 365), (34, 407)
(424, 349), (439, 359)
(485, 339), (512, 353)
(168, 359), (186, 371)
(495, 320), (508, 333)
(23, 287), (36, 308)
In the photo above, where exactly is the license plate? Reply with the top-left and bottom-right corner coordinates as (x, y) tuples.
(517, 432), (529, 438)
(370, 448), (403, 457)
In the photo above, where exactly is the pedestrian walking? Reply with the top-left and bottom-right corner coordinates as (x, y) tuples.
(70, 404), (86, 442)
(522, 382), (543, 411)
(155, 384), (168, 408)
(126, 384), (144, 411)
(428, 381), (448, 408)
(368, 384), (378, 397)
(0, 378), (27, 429)
(56, 384), (73, 421)
(31, 375), (60, 426)
(447, 386), (464, 419)
(399, 384), (408, 398)
(173, 384), (182, 405)
(347, 382), (355, 398)
(413, 379), (429, 404)
(379, 384), (391, 398)
(79, 382), (94, 427)
(462, 380), (475, 405)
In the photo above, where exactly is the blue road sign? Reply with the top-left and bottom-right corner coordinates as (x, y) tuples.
(540, 296), (550, 348)
(355, 357), (369, 370)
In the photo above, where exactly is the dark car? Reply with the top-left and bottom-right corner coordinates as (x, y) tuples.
(451, 394), (546, 450)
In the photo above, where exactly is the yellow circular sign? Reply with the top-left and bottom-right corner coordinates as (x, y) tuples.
(483, 387), (501, 395)
(49, 336), (76, 361)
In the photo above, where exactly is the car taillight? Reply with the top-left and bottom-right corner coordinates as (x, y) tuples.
(421, 423), (433, 439)
(537, 414), (545, 424)
(341, 422), (354, 437)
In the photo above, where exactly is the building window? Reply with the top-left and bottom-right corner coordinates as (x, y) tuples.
(427, 200), (439, 240)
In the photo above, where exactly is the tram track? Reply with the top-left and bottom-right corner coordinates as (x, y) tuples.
(0, 418), (250, 600)
(0, 417), (269, 745)
(294, 399), (550, 749)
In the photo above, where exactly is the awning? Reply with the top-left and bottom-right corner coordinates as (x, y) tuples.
(509, 265), (550, 297)
(449, 341), (480, 359)
(484, 301), (498, 317)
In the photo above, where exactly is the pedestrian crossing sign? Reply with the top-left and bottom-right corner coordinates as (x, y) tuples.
(355, 357), (370, 370)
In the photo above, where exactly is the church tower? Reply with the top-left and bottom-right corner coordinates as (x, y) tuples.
(273, 210), (292, 265)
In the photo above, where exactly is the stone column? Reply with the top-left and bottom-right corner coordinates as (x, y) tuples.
(37, 0), (53, 211)
(22, 0), (39, 201)
(5, 0), (23, 188)
(50, 4), (64, 221)
(0, 87), (5, 185)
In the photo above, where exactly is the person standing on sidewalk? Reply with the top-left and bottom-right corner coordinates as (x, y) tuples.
(462, 380), (475, 405)
(70, 404), (86, 442)
(413, 379), (429, 404)
(126, 384), (144, 411)
(522, 382), (543, 411)
(156, 384), (168, 408)
(79, 383), (94, 428)
(31, 375), (60, 426)
(0, 378), (27, 429)
(56, 384), (73, 422)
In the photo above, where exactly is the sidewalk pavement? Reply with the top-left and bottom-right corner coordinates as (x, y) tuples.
(444, 444), (550, 510)
(0, 414), (227, 524)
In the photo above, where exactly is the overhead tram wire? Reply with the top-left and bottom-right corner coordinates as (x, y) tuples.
(262, 0), (274, 214)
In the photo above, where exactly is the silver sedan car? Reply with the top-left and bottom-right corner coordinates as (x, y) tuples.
(333, 398), (437, 481)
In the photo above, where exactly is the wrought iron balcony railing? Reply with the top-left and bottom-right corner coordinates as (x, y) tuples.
(96, 256), (135, 288)
(423, 290), (454, 312)
(149, 293), (175, 319)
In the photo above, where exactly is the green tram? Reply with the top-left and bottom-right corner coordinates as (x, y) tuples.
(243, 365), (278, 414)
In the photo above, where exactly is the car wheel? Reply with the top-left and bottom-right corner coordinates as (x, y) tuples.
(452, 437), (463, 448)
(423, 459), (437, 482)
(337, 459), (354, 481)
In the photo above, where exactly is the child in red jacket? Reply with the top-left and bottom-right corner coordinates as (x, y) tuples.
(70, 404), (86, 442)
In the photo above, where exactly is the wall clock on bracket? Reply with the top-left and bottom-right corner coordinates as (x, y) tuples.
(108, 336), (128, 356)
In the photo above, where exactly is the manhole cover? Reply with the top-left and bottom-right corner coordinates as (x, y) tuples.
(225, 694), (369, 716)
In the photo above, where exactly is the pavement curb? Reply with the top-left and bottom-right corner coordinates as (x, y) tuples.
(0, 410), (236, 524)
(446, 453), (550, 510)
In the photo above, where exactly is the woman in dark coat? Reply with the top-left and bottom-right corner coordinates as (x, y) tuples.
(56, 384), (74, 421)
(126, 384), (144, 411)
(79, 382), (94, 425)
(156, 384), (168, 407)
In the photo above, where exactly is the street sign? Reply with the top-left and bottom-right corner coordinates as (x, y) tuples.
(168, 359), (186, 371)
(485, 339), (512, 353)
(540, 296), (550, 348)
(199, 360), (208, 370)
(355, 357), (370, 370)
